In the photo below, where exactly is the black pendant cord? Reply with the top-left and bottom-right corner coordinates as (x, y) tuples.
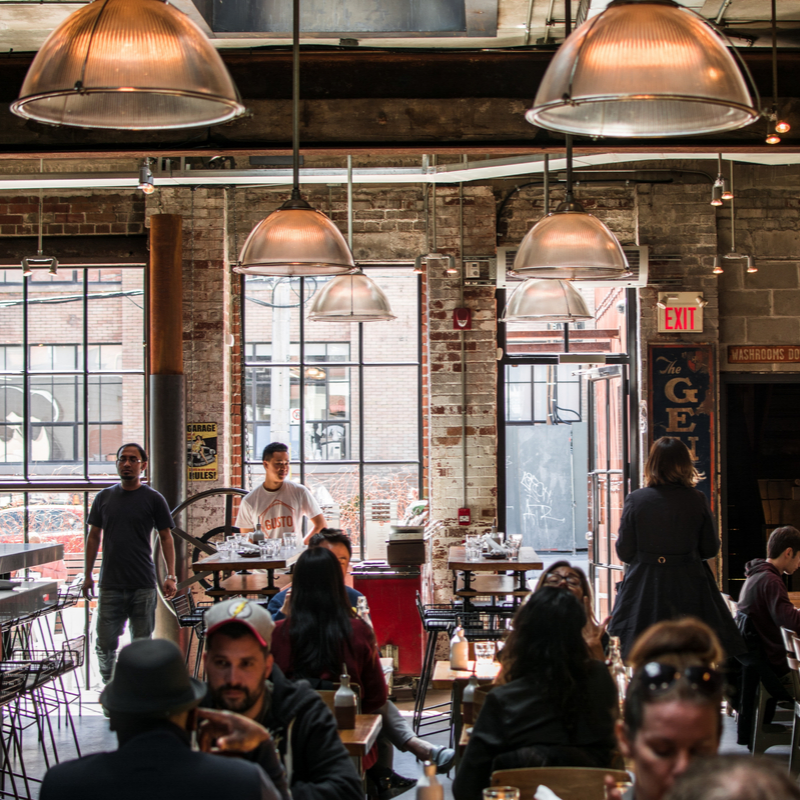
(291, 0), (301, 200)
(771, 0), (778, 111)
(565, 134), (574, 203)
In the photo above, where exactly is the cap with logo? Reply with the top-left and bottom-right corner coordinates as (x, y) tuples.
(204, 596), (275, 648)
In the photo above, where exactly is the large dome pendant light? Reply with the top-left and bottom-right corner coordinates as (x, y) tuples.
(503, 278), (592, 323)
(526, 0), (759, 138)
(234, 0), (355, 277)
(309, 157), (395, 322)
(512, 136), (629, 279)
(10, 0), (244, 130)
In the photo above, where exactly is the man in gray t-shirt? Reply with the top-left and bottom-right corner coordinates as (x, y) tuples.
(84, 443), (177, 683)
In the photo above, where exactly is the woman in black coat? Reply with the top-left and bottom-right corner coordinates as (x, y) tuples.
(452, 588), (618, 800)
(608, 437), (745, 659)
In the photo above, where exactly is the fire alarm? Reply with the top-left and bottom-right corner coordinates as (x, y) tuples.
(453, 308), (472, 330)
(458, 507), (471, 525)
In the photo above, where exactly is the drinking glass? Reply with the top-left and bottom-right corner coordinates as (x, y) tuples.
(282, 535), (295, 554)
(506, 534), (522, 560)
(483, 788), (519, 800)
(474, 641), (496, 667)
(217, 541), (230, 561)
(465, 533), (481, 561)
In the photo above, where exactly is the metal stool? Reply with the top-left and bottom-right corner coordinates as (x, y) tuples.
(169, 593), (211, 678)
(413, 595), (457, 735)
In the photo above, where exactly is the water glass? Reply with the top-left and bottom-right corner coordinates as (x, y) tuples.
(282, 535), (295, 554)
(465, 533), (481, 561)
(506, 534), (522, 560)
(474, 641), (496, 667)
(483, 788), (519, 800)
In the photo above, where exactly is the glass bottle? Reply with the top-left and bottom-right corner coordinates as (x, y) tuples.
(416, 761), (443, 800)
(607, 635), (628, 712)
(450, 626), (469, 671)
(356, 595), (373, 629)
(462, 673), (479, 725)
(334, 663), (357, 730)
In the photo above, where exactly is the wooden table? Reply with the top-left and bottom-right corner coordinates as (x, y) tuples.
(790, 593), (800, 609)
(338, 713), (382, 780)
(192, 550), (301, 600)
(448, 545), (543, 608)
(431, 659), (499, 768)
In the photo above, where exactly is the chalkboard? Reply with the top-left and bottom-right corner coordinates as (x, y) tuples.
(505, 423), (588, 552)
(649, 344), (715, 506)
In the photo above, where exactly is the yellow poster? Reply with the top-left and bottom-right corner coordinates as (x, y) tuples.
(187, 423), (218, 481)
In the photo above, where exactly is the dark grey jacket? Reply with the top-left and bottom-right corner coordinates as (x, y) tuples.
(40, 725), (277, 800)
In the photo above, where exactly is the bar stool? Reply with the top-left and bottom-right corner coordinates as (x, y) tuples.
(413, 594), (457, 735)
(169, 593), (211, 679)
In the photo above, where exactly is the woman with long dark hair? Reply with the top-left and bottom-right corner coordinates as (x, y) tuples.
(452, 587), (618, 800)
(271, 547), (387, 709)
(270, 547), (387, 768)
(608, 437), (744, 659)
(534, 560), (609, 660)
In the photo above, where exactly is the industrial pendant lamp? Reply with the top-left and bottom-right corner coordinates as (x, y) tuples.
(503, 279), (592, 323)
(11, 0), (244, 130)
(526, 0), (759, 138)
(309, 157), (395, 322)
(234, 0), (355, 277)
(512, 137), (629, 279)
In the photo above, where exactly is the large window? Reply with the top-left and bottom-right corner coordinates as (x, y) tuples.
(243, 268), (422, 559)
(0, 268), (146, 478)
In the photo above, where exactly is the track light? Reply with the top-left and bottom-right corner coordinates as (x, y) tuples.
(746, 256), (758, 273)
(656, 294), (677, 310)
(710, 183), (723, 206)
(138, 159), (155, 194)
(695, 295), (708, 307)
(721, 181), (733, 201)
(766, 126), (781, 145)
(22, 262), (33, 277)
(776, 120), (791, 134)
(712, 257), (723, 275)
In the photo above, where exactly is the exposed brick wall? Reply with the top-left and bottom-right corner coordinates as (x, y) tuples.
(718, 165), (800, 374)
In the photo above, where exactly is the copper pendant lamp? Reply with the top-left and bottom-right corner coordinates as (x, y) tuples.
(502, 279), (592, 323)
(512, 138), (629, 280)
(11, 0), (244, 130)
(234, 0), (355, 277)
(309, 157), (395, 322)
(526, 0), (759, 138)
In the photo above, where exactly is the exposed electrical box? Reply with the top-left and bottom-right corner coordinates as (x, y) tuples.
(463, 257), (496, 286)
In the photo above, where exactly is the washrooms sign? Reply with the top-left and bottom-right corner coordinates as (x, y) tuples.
(649, 345), (714, 506)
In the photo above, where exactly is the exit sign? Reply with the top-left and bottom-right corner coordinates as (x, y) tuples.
(657, 292), (705, 333)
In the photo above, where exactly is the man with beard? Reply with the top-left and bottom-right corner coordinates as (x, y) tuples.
(202, 598), (362, 800)
(83, 443), (177, 684)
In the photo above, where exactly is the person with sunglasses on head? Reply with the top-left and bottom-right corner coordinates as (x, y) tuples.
(606, 618), (726, 800)
(535, 561), (610, 660)
(607, 437), (745, 661)
(83, 443), (177, 685)
(453, 587), (619, 800)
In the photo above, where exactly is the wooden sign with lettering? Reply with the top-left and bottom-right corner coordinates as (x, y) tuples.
(728, 345), (800, 364)
(649, 345), (714, 506)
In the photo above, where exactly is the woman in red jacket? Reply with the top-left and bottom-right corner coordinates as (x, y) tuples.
(270, 546), (387, 768)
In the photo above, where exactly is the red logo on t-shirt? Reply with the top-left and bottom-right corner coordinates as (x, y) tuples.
(259, 499), (295, 532)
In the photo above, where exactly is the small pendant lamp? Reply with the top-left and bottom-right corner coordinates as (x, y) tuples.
(526, 0), (759, 138)
(11, 0), (244, 130)
(503, 279), (592, 323)
(234, 0), (355, 277)
(512, 137), (628, 280)
(309, 157), (395, 322)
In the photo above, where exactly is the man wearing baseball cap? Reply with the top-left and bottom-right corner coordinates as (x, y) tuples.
(203, 597), (362, 800)
(40, 638), (283, 800)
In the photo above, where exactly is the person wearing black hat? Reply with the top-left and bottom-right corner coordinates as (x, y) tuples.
(39, 639), (285, 800)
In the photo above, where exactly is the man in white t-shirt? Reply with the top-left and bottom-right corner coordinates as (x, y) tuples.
(236, 443), (325, 544)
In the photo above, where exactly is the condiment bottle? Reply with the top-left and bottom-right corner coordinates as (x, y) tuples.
(607, 636), (628, 713)
(251, 523), (264, 544)
(356, 596), (373, 629)
(449, 626), (469, 671)
(416, 762), (443, 800)
(462, 673), (479, 725)
(334, 663), (357, 730)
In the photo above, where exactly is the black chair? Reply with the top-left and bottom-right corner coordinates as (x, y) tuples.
(170, 593), (211, 679)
